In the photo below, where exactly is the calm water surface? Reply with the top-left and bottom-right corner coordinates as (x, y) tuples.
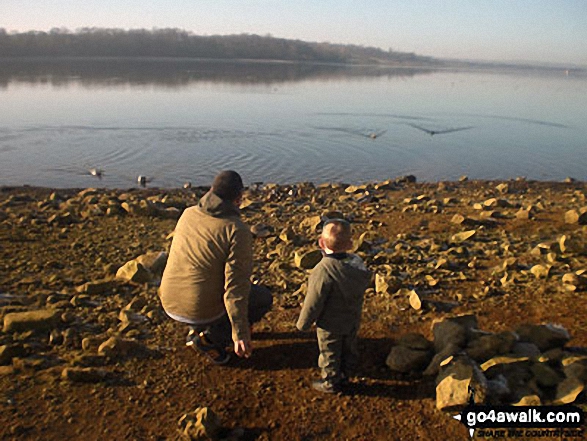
(0, 59), (585, 188)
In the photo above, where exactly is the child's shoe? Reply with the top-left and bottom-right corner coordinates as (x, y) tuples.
(311, 379), (340, 394)
(186, 330), (230, 365)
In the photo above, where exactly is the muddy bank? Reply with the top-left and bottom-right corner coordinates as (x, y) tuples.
(1, 178), (586, 440)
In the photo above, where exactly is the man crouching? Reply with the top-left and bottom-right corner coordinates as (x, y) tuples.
(159, 170), (272, 364)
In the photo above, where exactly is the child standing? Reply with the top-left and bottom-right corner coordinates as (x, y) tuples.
(296, 219), (371, 393)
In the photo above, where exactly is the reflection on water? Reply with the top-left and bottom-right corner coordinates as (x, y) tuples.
(0, 57), (435, 89)
(0, 59), (585, 188)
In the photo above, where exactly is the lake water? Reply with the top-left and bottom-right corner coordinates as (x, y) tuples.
(1, 58), (585, 188)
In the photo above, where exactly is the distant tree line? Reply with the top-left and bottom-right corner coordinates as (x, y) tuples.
(0, 28), (440, 65)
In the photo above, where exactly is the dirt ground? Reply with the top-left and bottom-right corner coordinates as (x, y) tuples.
(1, 180), (586, 440)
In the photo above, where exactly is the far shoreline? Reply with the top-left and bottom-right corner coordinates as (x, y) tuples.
(1, 55), (584, 76)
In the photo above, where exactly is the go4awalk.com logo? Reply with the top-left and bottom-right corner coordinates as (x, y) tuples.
(453, 404), (585, 438)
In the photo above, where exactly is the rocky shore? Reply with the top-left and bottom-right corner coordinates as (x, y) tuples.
(1, 177), (586, 440)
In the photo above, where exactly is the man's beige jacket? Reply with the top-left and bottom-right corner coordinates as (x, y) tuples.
(159, 191), (252, 342)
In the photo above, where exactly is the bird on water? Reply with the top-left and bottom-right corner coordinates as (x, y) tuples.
(407, 123), (474, 136)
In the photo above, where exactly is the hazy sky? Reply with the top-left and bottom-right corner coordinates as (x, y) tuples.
(2, 0), (586, 64)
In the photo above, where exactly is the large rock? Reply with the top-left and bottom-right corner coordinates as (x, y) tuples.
(480, 355), (531, 372)
(116, 260), (153, 283)
(562, 357), (587, 382)
(486, 374), (511, 404)
(397, 333), (433, 351)
(466, 332), (517, 362)
(178, 407), (222, 441)
(515, 324), (571, 351)
(436, 356), (488, 411)
(423, 342), (461, 377)
(552, 378), (585, 405)
(510, 342), (541, 357)
(480, 356), (534, 395)
(386, 345), (433, 374)
(531, 362), (563, 388)
(432, 315), (478, 353)
(3, 309), (60, 333)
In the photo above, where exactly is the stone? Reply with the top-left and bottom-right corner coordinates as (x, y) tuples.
(539, 348), (565, 363)
(160, 207), (181, 220)
(374, 273), (400, 295)
(353, 232), (372, 253)
(279, 227), (297, 244)
(0, 344), (26, 365)
(451, 230), (476, 243)
(510, 342), (541, 357)
(397, 333), (433, 351)
(423, 343), (461, 377)
(531, 362), (563, 388)
(70, 354), (108, 367)
(512, 393), (541, 406)
(565, 209), (587, 225)
(480, 356), (530, 372)
(515, 209), (531, 220)
(530, 264), (551, 279)
(374, 180), (395, 190)
(495, 183), (509, 194)
(408, 290), (424, 310)
(563, 359), (587, 383)
(436, 356), (488, 411)
(178, 407), (222, 441)
(562, 272), (580, 286)
(116, 260), (153, 284)
(118, 309), (148, 325)
(299, 216), (322, 231)
(558, 235), (580, 254)
(515, 324), (571, 352)
(552, 377), (584, 405)
(486, 374), (511, 403)
(81, 337), (102, 352)
(75, 279), (116, 295)
(466, 332), (517, 363)
(450, 214), (466, 225)
(135, 251), (168, 277)
(0, 366), (15, 376)
(250, 223), (273, 238)
(106, 204), (126, 217)
(432, 316), (478, 353)
(386, 345), (433, 373)
(61, 367), (108, 383)
(294, 249), (322, 270)
(3, 309), (60, 333)
(97, 336), (151, 359)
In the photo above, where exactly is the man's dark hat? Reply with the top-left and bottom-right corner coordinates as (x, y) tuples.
(211, 170), (244, 201)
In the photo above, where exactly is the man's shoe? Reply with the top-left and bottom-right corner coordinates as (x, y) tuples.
(311, 379), (340, 394)
(186, 331), (231, 365)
